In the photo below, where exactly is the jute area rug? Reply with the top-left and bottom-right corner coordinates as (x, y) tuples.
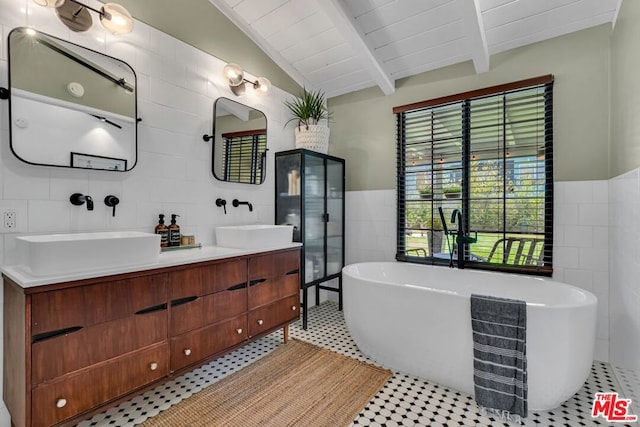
(142, 339), (392, 427)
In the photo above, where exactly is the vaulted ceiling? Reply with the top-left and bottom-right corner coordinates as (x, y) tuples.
(209, 0), (621, 98)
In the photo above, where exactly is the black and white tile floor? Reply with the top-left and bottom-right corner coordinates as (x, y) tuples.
(79, 301), (638, 427)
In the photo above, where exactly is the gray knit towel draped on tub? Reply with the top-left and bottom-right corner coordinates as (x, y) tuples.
(470, 294), (528, 423)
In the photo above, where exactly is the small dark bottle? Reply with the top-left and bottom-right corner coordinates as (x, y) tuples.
(168, 214), (181, 247)
(155, 214), (169, 248)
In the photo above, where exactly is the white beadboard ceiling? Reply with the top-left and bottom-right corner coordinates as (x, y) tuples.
(209, 0), (621, 98)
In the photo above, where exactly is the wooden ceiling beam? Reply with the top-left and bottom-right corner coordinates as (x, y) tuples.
(456, 0), (490, 74)
(317, 0), (395, 96)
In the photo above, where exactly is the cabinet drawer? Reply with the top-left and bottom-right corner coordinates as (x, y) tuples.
(31, 342), (168, 427)
(170, 315), (247, 372)
(202, 286), (247, 326)
(168, 268), (204, 301)
(202, 260), (247, 295)
(169, 296), (204, 336)
(248, 250), (299, 281)
(170, 286), (247, 337)
(248, 273), (299, 310)
(32, 310), (167, 385)
(248, 295), (299, 338)
(31, 274), (167, 336)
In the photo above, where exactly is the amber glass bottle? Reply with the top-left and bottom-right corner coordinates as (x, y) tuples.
(155, 214), (169, 248)
(168, 214), (181, 247)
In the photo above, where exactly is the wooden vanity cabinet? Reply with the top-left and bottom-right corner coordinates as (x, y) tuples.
(3, 247), (300, 427)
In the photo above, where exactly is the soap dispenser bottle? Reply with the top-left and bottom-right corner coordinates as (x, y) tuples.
(155, 214), (169, 248)
(168, 214), (181, 247)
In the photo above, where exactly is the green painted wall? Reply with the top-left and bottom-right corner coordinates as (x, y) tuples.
(116, 0), (301, 95)
(610, 0), (640, 177)
(328, 25), (612, 191)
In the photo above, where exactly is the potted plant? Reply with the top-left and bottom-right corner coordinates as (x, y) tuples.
(418, 184), (432, 199)
(444, 185), (462, 199)
(284, 88), (332, 154)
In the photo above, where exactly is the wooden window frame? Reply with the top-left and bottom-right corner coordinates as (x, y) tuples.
(395, 75), (554, 276)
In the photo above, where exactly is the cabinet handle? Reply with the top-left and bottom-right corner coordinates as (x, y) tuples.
(56, 398), (67, 409)
(257, 319), (263, 325)
(135, 303), (167, 315)
(249, 278), (267, 287)
(227, 282), (246, 291)
(171, 296), (198, 307)
(184, 349), (192, 356)
(291, 305), (297, 311)
(32, 326), (83, 344)
(150, 362), (158, 371)
(236, 328), (243, 334)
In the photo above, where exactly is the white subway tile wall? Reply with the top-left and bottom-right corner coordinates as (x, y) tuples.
(610, 168), (640, 407)
(554, 180), (610, 362)
(0, 0), (295, 422)
(345, 190), (396, 264)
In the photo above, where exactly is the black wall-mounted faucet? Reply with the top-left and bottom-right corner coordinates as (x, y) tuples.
(216, 198), (227, 214)
(104, 195), (120, 217)
(70, 193), (93, 211)
(232, 199), (253, 212)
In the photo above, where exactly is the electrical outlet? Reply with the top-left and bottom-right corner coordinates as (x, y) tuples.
(4, 211), (17, 229)
(0, 202), (26, 233)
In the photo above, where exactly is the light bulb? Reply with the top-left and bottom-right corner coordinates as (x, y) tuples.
(254, 77), (271, 95)
(100, 3), (133, 34)
(224, 63), (244, 86)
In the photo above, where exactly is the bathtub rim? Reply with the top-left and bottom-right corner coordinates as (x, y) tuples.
(342, 261), (597, 309)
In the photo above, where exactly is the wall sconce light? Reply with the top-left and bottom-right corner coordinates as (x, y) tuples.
(33, 0), (134, 35)
(223, 63), (271, 96)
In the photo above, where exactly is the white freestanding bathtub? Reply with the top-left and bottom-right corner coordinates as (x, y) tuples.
(343, 262), (597, 411)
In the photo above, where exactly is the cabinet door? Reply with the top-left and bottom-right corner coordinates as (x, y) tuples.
(31, 274), (167, 336)
(248, 295), (299, 338)
(326, 158), (344, 276)
(32, 310), (167, 385)
(275, 152), (302, 242)
(169, 315), (247, 372)
(303, 154), (326, 282)
(32, 342), (168, 427)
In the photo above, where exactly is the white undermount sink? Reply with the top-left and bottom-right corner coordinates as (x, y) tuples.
(16, 231), (161, 276)
(215, 224), (294, 249)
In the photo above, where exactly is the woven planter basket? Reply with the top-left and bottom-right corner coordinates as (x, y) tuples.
(294, 124), (330, 154)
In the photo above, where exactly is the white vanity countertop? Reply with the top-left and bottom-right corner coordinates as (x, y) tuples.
(1, 243), (302, 289)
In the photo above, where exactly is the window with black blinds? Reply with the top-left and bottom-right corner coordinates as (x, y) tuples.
(222, 129), (267, 184)
(395, 75), (554, 275)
